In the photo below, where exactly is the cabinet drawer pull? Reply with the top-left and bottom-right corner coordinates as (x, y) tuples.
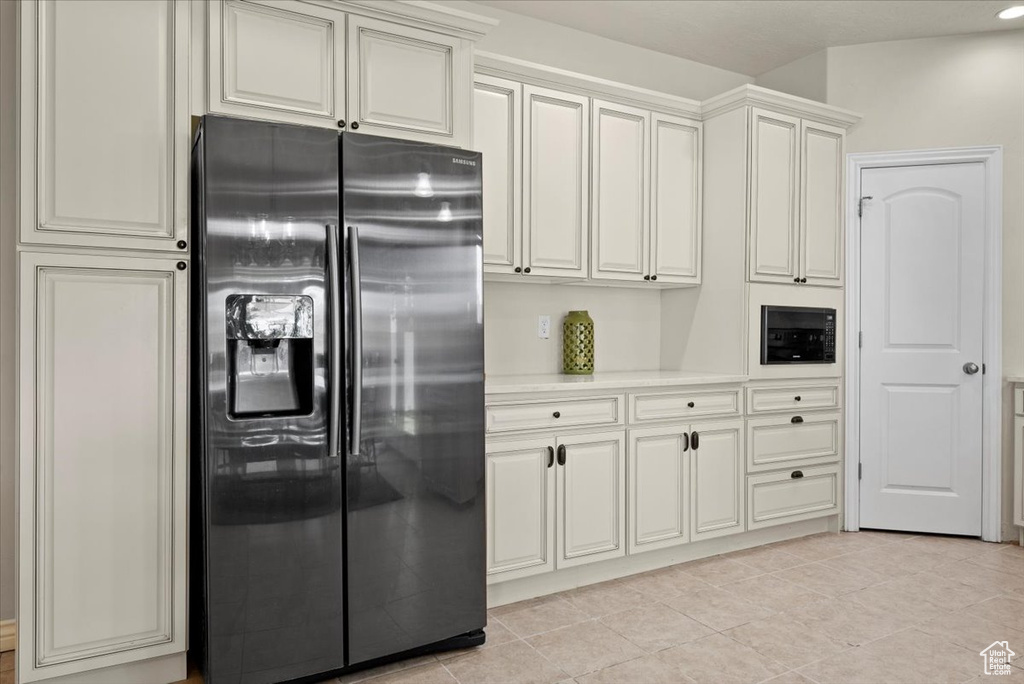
(791, 470), (804, 479)
(682, 431), (689, 452)
(690, 431), (699, 450)
(791, 416), (804, 424)
(687, 401), (695, 408)
(557, 444), (566, 466)
(552, 411), (561, 418)
(547, 446), (554, 468)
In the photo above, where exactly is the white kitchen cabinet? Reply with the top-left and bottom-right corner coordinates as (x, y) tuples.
(690, 419), (745, 540)
(18, 251), (187, 682)
(556, 431), (626, 567)
(749, 108), (800, 284)
(748, 108), (846, 287)
(522, 85), (590, 278)
(628, 426), (690, 553)
(19, 0), (190, 252)
(485, 437), (555, 581)
(475, 75), (522, 274)
(651, 113), (702, 285)
(591, 100), (650, 283)
(801, 120), (845, 286)
(747, 465), (840, 530)
(1013, 386), (1024, 533)
(209, 0), (486, 147)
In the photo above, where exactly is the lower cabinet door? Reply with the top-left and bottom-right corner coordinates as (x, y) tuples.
(18, 251), (187, 680)
(486, 437), (556, 582)
(628, 426), (690, 554)
(1015, 416), (1024, 527)
(690, 419), (745, 540)
(556, 431), (626, 567)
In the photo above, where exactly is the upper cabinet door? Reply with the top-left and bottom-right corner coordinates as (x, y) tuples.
(18, 251), (187, 680)
(475, 75), (522, 274)
(690, 419), (745, 541)
(556, 431), (626, 568)
(522, 85), (590, 278)
(749, 108), (800, 284)
(485, 437), (556, 582)
(21, 0), (190, 251)
(801, 121), (845, 287)
(209, 0), (344, 128)
(651, 113), (702, 285)
(590, 100), (649, 283)
(348, 16), (471, 147)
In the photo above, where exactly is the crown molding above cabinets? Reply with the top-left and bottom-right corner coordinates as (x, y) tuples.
(702, 84), (862, 130)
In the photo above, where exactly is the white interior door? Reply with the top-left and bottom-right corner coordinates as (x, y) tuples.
(859, 162), (986, 535)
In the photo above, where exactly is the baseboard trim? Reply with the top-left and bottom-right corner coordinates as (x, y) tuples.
(1, 619), (15, 652)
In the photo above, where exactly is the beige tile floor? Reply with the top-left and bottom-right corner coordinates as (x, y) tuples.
(4, 531), (1022, 684)
(332, 531), (1024, 684)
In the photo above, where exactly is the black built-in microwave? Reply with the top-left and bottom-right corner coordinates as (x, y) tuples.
(760, 305), (836, 365)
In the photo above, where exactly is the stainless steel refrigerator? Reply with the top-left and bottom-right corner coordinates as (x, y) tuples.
(190, 115), (485, 684)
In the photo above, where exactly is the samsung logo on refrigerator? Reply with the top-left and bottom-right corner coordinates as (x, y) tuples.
(452, 157), (477, 166)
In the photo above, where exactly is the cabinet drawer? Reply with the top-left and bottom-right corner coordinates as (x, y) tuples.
(629, 388), (740, 423)
(1016, 387), (1024, 416)
(747, 465), (839, 529)
(746, 411), (840, 472)
(486, 396), (622, 434)
(747, 383), (839, 414)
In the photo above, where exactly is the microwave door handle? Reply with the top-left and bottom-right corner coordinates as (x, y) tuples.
(349, 225), (363, 457)
(327, 224), (341, 459)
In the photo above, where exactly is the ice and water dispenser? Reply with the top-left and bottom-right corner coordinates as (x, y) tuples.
(225, 294), (314, 418)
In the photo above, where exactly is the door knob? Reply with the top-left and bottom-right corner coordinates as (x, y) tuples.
(963, 362), (980, 375)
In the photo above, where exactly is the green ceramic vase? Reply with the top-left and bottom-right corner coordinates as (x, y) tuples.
(562, 310), (595, 375)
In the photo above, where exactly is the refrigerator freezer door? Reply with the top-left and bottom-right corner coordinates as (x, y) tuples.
(341, 134), (485, 665)
(193, 116), (345, 684)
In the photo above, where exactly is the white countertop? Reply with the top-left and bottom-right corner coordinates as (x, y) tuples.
(485, 370), (748, 395)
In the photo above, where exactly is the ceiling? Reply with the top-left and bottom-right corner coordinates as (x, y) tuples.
(476, 1), (1021, 76)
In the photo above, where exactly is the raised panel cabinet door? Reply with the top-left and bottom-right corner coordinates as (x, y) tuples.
(801, 120), (845, 286)
(628, 426), (690, 554)
(749, 108), (800, 284)
(475, 75), (522, 274)
(651, 113), (702, 284)
(348, 16), (471, 146)
(485, 437), (556, 582)
(590, 100), (649, 282)
(556, 431), (626, 568)
(690, 419), (745, 540)
(18, 252), (187, 681)
(1015, 416), (1024, 527)
(208, 0), (344, 127)
(522, 85), (590, 278)
(21, 0), (190, 251)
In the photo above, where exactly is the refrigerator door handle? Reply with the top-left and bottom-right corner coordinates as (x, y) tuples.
(327, 224), (341, 458)
(348, 224), (363, 456)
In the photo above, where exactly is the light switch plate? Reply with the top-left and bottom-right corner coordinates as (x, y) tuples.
(538, 315), (550, 339)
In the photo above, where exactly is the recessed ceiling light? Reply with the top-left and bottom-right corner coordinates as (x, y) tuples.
(998, 6), (1024, 19)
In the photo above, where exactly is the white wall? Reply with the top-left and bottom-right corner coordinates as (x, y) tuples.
(0, 0), (14, 621)
(443, 1), (752, 101)
(822, 31), (1024, 536)
(485, 282), (661, 376)
(756, 49), (828, 102)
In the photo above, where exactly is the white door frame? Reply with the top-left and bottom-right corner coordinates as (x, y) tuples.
(844, 147), (1003, 541)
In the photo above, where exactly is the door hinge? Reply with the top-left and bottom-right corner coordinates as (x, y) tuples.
(858, 196), (874, 218)
(858, 462), (862, 480)
(858, 331), (863, 348)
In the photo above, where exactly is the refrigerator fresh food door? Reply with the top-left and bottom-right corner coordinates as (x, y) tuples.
(193, 116), (345, 684)
(341, 133), (485, 665)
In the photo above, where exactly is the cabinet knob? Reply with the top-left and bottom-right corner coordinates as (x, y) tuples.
(176, 261), (187, 270)
(643, 275), (651, 281)
(351, 122), (360, 130)
(687, 401), (695, 408)
(800, 277), (807, 283)
(337, 119), (346, 128)
(794, 395), (802, 402)
(791, 415), (804, 424)
(794, 277), (800, 283)
(523, 267), (531, 274)
(552, 411), (561, 418)
(791, 470), (804, 479)
(650, 275), (657, 281)
(176, 240), (187, 250)
(514, 266), (522, 273)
